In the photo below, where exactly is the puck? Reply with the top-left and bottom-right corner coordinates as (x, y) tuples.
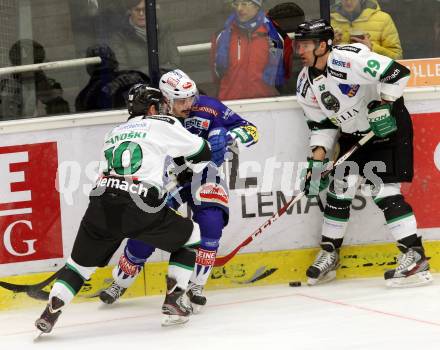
(289, 281), (302, 287)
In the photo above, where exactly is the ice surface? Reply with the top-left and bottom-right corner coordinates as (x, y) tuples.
(1, 277), (440, 350)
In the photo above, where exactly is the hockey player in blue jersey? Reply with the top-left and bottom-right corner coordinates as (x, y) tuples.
(99, 69), (259, 312)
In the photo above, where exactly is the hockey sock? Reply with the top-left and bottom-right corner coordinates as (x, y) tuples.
(49, 257), (96, 307)
(376, 195), (417, 241)
(112, 240), (154, 288)
(190, 246), (217, 286)
(168, 247), (197, 290)
(190, 207), (225, 287)
(321, 193), (351, 241)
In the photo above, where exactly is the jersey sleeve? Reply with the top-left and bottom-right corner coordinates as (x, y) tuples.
(156, 118), (210, 162)
(296, 68), (339, 152)
(330, 44), (410, 101)
(209, 97), (259, 148)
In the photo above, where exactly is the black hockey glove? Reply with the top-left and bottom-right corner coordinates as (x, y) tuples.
(169, 157), (193, 186)
(176, 168), (193, 186)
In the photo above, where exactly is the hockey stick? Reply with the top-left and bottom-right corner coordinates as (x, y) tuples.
(0, 268), (63, 300)
(214, 130), (375, 267)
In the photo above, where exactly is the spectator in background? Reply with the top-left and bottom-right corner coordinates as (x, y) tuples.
(268, 2), (304, 33)
(331, 0), (402, 59)
(108, 0), (180, 74)
(267, 2), (304, 95)
(75, 45), (149, 112)
(0, 39), (70, 121)
(212, 0), (291, 100)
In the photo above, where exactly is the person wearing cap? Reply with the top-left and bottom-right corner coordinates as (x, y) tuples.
(75, 44), (149, 112)
(0, 39), (70, 120)
(267, 1), (305, 95)
(331, 0), (402, 59)
(212, 0), (289, 100)
(294, 19), (432, 288)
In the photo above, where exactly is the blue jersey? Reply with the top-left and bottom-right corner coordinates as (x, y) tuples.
(167, 95), (259, 223)
(183, 95), (258, 147)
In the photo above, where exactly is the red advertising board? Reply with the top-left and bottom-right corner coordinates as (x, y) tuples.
(402, 113), (440, 228)
(0, 142), (63, 263)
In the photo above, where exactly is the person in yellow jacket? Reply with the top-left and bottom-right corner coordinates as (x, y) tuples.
(331, 0), (402, 59)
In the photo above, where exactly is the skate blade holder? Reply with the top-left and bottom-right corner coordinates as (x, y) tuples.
(161, 314), (189, 327)
(386, 270), (434, 288)
(307, 270), (337, 286)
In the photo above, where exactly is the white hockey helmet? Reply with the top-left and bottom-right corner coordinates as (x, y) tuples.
(159, 69), (198, 102)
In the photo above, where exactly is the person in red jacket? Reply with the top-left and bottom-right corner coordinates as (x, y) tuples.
(212, 0), (291, 100)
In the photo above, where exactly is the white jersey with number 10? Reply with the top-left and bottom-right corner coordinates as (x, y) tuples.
(98, 114), (205, 193)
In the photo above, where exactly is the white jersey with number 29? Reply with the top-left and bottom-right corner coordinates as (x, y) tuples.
(296, 43), (410, 151)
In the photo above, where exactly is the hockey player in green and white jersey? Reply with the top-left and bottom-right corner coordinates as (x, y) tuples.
(35, 84), (211, 334)
(294, 19), (433, 288)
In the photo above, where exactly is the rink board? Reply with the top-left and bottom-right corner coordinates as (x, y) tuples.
(1, 240), (440, 311)
(1, 92), (440, 311)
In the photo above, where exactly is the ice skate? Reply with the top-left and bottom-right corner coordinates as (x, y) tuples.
(306, 242), (339, 286)
(35, 296), (64, 334)
(99, 281), (127, 304)
(385, 245), (433, 288)
(186, 282), (207, 314)
(161, 276), (192, 326)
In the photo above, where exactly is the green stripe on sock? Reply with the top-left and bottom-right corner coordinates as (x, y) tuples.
(184, 240), (201, 248)
(327, 191), (353, 202)
(386, 212), (414, 224)
(169, 262), (194, 271)
(56, 279), (76, 296)
(324, 214), (349, 222)
(373, 197), (384, 204)
(66, 262), (84, 279)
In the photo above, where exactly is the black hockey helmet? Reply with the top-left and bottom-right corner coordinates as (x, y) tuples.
(127, 83), (163, 118)
(294, 19), (334, 46)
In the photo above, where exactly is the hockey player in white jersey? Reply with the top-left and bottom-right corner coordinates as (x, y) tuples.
(294, 19), (433, 287)
(98, 70), (259, 312)
(35, 84), (211, 334)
